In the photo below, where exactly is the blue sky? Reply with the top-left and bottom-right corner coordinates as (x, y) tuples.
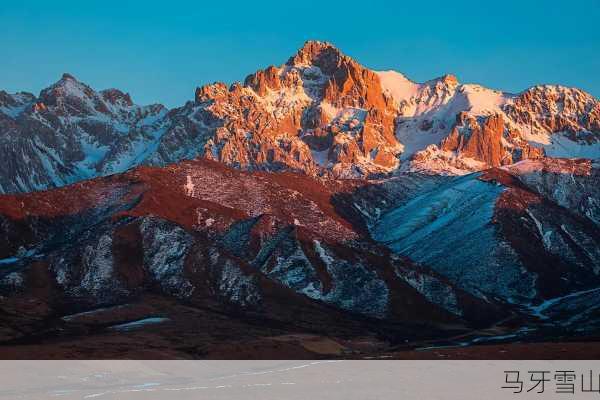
(1, 0), (598, 107)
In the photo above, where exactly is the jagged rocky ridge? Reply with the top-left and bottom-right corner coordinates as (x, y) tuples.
(1, 41), (599, 194)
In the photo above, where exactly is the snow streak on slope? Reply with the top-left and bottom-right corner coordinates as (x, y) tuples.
(375, 71), (420, 105)
(537, 133), (600, 159)
(371, 173), (536, 301)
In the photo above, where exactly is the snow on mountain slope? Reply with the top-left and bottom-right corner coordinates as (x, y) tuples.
(141, 42), (598, 179)
(375, 70), (420, 105)
(376, 69), (599, 174)
(372, 164), (600, 309)
(371, 173), (534, 302)
(532, 131), (600, 159)
(0, 91), (35, 118)
(0, 74), (168, 194)
(503, 158), (600, 225)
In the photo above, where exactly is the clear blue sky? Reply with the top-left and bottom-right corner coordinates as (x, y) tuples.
(1, 0), (598, 108)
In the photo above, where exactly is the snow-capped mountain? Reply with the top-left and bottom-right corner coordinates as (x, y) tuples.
(146, 40), (402, 178)
(0, 74), (168, 193)
(1, 41), (598, 194)
(1, 40), (599, 358)
(387, 76), (600, 175)
(156, 41), (600, 178)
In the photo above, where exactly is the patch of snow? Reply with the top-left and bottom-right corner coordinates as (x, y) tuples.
(313, 240), (334, 267)
(528, 287), (600, 319)
(0, 103), (28, 118)
(79, 233), (118, 299)
(184, 175), (195, 196)
(312, 240), (389, 318)
(404, 145), (487, 175)
(73, 129), (111, 179)
(460, 84), (509, 115)
(376, 70), (420, 106)
(320, 102), (341, 120)
(141, 218), (195, 298)
(260, 84), (312, 119)
(61, 304), (130, 321)
(394, 264), (462, 316)
(525, 209), (553, 250)
(266, 247), (323, 300)
(537, 132), (600, 159)
(217, 258), (261, 306)
(0, 247), (34, 266)
(109, 317), (170, 331)
(395, 88), (469, 159)
(0, 271), (23, 287)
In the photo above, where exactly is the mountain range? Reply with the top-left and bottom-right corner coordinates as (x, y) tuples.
(2, 40), (599, 193)
(0, 41), (599, 359)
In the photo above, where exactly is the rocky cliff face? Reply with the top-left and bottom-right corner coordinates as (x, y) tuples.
(505, 85), (600, 137)
(1, 41), (598, 194)
(147, 41), (402, 178)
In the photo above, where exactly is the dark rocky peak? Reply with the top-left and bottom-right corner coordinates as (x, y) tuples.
(38, 73), (98, 110)
(286, 40), (350, 76)
(61, 72), (76, 80)
(100, 88), (133, 107)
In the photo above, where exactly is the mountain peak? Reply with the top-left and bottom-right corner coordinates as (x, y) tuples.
(299, 40), (337, 53)
(286, 40), (346, 73)
(40, 73), (92, 104)
(425, 73), (459, 87)
(61, 72), (77, 81)
(440, 74), (458, 85)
